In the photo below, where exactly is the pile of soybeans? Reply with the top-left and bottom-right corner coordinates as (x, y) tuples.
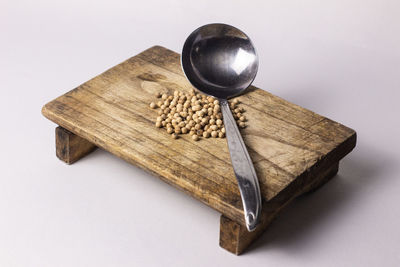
(149, 89), (246, 141)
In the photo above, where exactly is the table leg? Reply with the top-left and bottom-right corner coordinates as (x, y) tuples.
(219, 162), (339, 255)
(55, 126), (97, 164)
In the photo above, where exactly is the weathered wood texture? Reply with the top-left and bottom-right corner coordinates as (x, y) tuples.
(55, 126), (97, 164)
(220, 162), (339, 255)
(42, 45), (356, 227)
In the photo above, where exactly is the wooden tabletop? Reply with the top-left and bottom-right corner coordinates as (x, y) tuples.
(42, 46), (356, 226)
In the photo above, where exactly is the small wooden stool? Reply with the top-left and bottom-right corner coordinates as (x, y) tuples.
(42, 46), (356, 255)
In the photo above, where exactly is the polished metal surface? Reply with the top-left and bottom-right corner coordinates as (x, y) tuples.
(181, 23), (259, 99)
(181, 23), (262, 231)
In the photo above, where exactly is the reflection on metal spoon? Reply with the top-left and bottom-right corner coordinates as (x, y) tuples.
(181, 23), (262, 231)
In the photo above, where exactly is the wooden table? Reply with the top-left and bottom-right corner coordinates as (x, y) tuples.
(42, 46), (356, 255)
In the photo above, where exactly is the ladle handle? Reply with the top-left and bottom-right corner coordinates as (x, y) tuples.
(220, 99), (262, 231)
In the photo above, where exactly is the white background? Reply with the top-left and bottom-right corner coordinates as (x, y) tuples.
(1, 0), (400, 266)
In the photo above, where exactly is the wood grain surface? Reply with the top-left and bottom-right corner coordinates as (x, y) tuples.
(42, 45), (356, 226)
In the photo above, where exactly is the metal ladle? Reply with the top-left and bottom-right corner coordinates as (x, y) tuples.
(181, 23), (262, 231)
